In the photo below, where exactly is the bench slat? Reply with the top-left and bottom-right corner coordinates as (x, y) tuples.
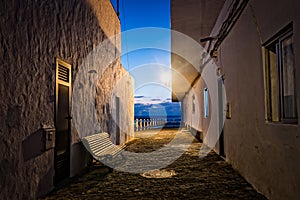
(82, 132), (126, 162)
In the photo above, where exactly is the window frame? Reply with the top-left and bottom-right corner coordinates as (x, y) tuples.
(263, 24), (298, 124)
(204, 88), (209, 118)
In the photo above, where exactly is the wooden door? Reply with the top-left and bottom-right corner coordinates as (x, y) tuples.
(115, 97), (120, 145)
(218, 77), (226, 157)
(54, 59), (72, 184)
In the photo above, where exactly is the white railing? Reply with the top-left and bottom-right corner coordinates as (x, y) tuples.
(134, 117), (167, 131)
(134, 116), (182, 132)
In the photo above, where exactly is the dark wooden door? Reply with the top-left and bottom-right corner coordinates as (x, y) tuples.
(218, 78), (226, 157)
(54, 59), (72, 184)
(115, 97), (120, 145)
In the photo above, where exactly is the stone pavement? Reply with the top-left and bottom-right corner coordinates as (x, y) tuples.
(42, 129), (267, 200)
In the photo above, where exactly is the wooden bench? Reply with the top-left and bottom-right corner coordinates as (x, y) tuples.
(82, 132), (126, 166)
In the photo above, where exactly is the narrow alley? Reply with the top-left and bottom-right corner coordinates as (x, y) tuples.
(1, 0), (300, 199)
(42, 129), (266, 200)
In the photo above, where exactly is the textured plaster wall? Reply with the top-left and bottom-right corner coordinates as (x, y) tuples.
(182, 75), (216, 149)
(183, 77), (211, 135)
(96, 60), (134, 144)
(171, 0), (225, 42)
(88, 0), (120, 39)
(0, 0), (132, 199)
(112, 67), (134, 144)
(170, 0), (226, 101)
(217, 1), (300, 199)
(182, 0), (300, 199)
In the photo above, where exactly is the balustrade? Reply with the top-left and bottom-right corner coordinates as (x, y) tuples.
(134, 117), (180, 132)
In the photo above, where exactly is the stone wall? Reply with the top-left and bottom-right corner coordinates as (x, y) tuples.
(0, 0), (133, 199)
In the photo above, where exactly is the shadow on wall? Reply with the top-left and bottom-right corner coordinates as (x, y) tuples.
(6, 105), (21, 128)
(36, 166), (54, 197)
(22, 128), (56, 196)
(22, 128), (45, 161)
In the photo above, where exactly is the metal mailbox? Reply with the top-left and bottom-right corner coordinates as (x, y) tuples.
(42, 124), (56, 150)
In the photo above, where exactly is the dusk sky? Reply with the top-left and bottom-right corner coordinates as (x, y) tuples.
(111, 0), (172, 104)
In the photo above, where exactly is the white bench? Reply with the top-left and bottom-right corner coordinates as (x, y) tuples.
(82, 132), (126, 165)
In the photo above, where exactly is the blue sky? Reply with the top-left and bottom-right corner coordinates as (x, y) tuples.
(111, 0), (170, 29)
(111, 0), (171, 103)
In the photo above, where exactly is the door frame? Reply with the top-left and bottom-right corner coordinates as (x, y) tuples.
(54, 58), (72, 183)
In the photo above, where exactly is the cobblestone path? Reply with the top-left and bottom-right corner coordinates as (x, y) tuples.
(42, 128), (266, 200)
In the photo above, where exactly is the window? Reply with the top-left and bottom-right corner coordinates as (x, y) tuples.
(204, 88), (209, 118)
(264, 24), (297, 123)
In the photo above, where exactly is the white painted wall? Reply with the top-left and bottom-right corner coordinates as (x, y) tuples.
(178, 0), (300, 199)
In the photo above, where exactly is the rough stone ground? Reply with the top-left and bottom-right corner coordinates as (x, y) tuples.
(42, 129), (267, 200)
